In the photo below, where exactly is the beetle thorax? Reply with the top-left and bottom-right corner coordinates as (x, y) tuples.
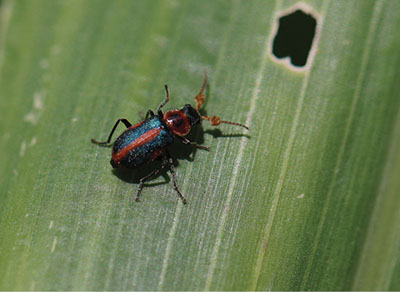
(163, 110), (191, 136)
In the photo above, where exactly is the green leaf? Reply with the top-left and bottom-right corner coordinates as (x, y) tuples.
(0, 0), (399, 290)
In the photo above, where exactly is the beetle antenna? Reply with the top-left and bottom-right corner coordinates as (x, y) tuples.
(194, 71), (208, 110)
(202, 115), (249, 130)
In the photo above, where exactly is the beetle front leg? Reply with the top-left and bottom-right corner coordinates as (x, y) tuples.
(91, 118), (132, 146)
(179, 136), (210, 150)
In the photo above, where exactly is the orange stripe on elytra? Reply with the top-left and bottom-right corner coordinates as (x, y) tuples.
(128, 120), (144, 130)
(112, 128), (162, 165)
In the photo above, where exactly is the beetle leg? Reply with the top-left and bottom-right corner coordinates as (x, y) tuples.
(145, 109), (155, 119)
(179, 136), (209, 150)
(157, 84), (170, 116)
(165, 151), (187, 204)
(136, 153), (187, 204)
(91, 118), (132, 146)
(136, 164), (166, 202)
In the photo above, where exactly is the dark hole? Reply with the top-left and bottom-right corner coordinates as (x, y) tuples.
(272, 9), (317, 67)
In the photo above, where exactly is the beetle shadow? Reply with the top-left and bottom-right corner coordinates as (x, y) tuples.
(204, 128), (251, 139)
(112, 161), (170, 186)
(170, 124), (207, 161)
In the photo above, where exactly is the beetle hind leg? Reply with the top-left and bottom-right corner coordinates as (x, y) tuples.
(135, 152), (187, 204)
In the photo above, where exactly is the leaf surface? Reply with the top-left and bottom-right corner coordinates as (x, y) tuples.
(0, 0), (399, 290)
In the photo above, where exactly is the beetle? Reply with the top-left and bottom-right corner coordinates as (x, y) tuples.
(91, 73), (248, 204)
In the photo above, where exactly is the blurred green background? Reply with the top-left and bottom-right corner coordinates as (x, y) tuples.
(0, 0), (399, 290)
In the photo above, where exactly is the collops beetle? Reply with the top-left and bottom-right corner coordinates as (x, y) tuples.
(91, 73), (248, 204)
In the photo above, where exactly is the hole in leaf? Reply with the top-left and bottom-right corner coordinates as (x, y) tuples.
(272, 9), (317, 67)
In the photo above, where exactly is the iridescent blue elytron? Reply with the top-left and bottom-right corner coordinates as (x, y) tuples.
(91, 73), (249, 204)
(111, 116), (174, 168)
